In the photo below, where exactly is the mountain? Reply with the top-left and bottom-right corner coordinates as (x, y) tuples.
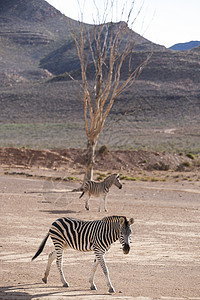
(0, 0), (72, 84)
(1, 0), (199, 84)
(169, 41), (200, 51)
(0, 0), (161, 83)
(0, 0), (200, 153)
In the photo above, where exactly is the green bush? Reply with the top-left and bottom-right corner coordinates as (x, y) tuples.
(186, 153), (196, 160)
(119, 175), (137, 181)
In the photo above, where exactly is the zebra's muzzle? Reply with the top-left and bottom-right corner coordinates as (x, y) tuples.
(123, 243), (130, 254)
(119, 185), (122, 189)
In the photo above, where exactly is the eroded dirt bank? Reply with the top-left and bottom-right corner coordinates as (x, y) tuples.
(0, 147), (198, 172)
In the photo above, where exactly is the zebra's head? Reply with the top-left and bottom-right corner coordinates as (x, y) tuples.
(113, 174), (122, 189)
(119, 217), (134, 254)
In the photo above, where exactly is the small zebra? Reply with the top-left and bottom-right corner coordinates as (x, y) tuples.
(32, 215), (134, 293)
(80, 173), (122, 212)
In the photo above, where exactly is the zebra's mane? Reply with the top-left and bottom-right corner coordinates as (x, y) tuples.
(103, 173), (118, 181)
(101, 216), (126, 223)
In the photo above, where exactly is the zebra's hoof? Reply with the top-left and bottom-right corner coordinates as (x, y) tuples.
(63, 282), (69, 287)
(85, 207), (90, 211)
(108, 287), (115, 293)
(90, 284), (97, 290)
(42, 278), (47, 284)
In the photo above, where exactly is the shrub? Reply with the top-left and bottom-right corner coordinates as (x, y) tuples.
(98, 145), (109, 155)
(194, 160), (200, 167)
(186, 153), (196, 160)
(175, 161), (192, 171)
(146, 161), (170, 171)
(96, 173), (107, 181)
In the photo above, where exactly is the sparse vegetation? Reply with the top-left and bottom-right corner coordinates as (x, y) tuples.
(96, 173), (107, 181)
(4, 171), (78, 181)
(119, 175), (137, 181)
(139, 176), (166, 182)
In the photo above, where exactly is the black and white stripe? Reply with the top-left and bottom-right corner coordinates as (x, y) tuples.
(32, 215), (134, 293)
(80, 173), (122, 212)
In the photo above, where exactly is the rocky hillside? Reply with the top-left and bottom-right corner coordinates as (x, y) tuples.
(0, 0), (162, 83)
(0, 0), (199, 153)
(1, 0), (199, 84)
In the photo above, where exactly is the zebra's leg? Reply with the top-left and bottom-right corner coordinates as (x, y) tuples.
(96, 252), (115, 293)
(85, 195), (90, 211)
(98, 195), (102, 212)
(42, 250), (56, 284)
(103, 194), (108, 212)
(56, 248), (69, 287)
(89, 258), (99, 290)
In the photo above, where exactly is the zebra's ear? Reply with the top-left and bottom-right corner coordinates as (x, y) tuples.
(128, 218), (134, 225)
(119, 217), (125, 225)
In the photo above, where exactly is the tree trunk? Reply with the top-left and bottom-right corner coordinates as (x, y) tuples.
(84, 141), (96, 181)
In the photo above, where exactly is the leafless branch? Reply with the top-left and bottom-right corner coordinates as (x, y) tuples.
(67, 1), (151, 179)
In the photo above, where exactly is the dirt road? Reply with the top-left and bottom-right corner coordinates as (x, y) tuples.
(0, 170), (200, 299)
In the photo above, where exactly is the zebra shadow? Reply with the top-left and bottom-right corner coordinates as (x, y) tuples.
(0, 285), (105, 299)
(40, 209), (78, 214)
(0, 284), (35, 300)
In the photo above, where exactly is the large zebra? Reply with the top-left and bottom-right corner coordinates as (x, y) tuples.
(80, 173), (122, 212)
(32, 215), (134, 293)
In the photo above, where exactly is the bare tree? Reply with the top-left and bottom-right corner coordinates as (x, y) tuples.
(67, 1), (151, 180)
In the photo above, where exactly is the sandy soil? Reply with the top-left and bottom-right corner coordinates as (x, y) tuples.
(0, 168), (200, 300)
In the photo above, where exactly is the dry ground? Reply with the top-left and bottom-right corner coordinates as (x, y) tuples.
(0, 168), (200, 300)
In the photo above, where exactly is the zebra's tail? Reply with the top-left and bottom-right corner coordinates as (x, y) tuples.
(32, 232), (49, 261)
(79, 191), (85, 198)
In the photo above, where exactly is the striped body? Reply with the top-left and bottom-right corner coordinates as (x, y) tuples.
(32, 215), (134, 293)
(50, 217), (118, 251)
(80, 173), (122, 212)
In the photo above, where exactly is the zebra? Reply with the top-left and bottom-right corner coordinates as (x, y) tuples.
(32, 215), (134, 293)
(79, 173), (122, 212)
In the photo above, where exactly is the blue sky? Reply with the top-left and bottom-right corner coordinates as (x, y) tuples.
(46, 0), (200, 48)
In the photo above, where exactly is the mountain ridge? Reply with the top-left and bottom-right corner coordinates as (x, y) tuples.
(169, 41), (200, 51)
(0, 0), (163, 82)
